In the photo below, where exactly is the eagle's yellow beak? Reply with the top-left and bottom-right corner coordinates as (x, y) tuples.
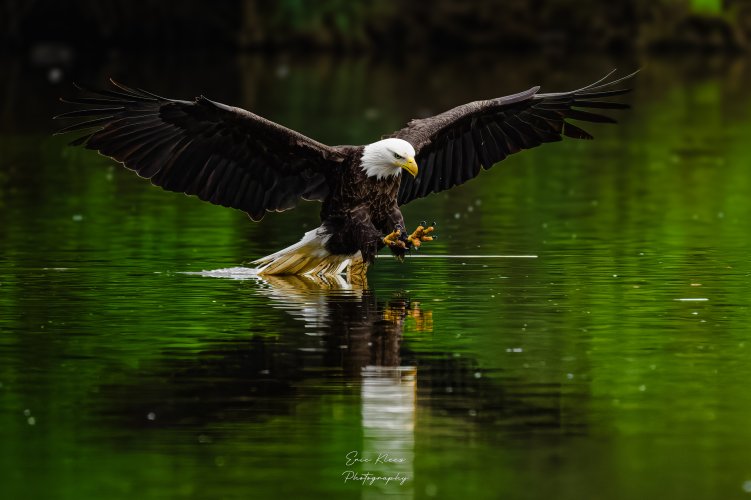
(399, 156), (418, 177)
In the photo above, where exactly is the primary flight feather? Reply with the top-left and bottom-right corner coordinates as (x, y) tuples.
(56, 70), (635, 277)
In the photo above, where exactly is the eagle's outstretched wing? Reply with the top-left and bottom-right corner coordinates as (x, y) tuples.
(55, 80), (342, 221)
(391, 70), (637, 206)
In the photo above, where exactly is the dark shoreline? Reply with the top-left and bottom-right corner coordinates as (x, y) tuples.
(3, 0), (750, 54)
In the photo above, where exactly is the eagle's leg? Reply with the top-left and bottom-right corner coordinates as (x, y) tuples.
(383, 227), (410, 261)
(407, 224), (434, 248)
(383, 228), (407, 250)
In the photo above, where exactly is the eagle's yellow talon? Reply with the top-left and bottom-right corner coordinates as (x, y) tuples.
(408, 225), (434, 247)
(383, 228), (406, 249)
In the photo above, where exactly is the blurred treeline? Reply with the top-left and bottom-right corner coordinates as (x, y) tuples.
(2, 0), (751, 53)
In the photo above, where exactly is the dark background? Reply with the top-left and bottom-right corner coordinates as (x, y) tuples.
(2, 0), (747, 136)
(2, 0), (750, 53)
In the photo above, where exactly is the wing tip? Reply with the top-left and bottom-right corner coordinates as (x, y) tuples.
(537, 68), (640, 99)
(247, 211), (266, 222)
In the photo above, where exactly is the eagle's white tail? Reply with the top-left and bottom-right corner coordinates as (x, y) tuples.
(252, 227), (354, 276)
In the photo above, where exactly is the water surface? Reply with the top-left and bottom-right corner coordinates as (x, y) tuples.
(1, 52), (751, 499)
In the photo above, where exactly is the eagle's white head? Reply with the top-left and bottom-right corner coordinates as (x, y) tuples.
(360, 138), (418, 179)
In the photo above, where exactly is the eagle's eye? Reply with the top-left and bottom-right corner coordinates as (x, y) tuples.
(393, 152), (404, 160)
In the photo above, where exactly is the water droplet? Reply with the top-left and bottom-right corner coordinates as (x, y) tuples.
(639, 385), (646, 392)
(147, 412), (156, 421)
(425, 483), (438, 497)
(23, 409), (31, 417)
(566, 373), (574, 380)
(27, 417), (36, 426)
(742, 480), (751, 493)
(48, 67), (63, 83)
(72, 214), (83, 222)
(275, 64), (290, 79)
(474, 372), (482, 379)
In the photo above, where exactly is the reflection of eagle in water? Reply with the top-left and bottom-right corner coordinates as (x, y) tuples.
(57, 70), (635, 276)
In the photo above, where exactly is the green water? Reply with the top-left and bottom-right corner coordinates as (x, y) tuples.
(1, 53), (751, 500)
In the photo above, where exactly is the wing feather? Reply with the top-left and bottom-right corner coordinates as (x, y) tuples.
(469, 125), (489, 168)
(572, 100), (630, 110)
(221, 167), (243, 206)
(562, 121), (594, 140)
(432, 143), (445, 193)
(507, 117), (542, 148)
(233, 174), (251, 207)
(499, 121), (525, 151)
(208, 158), (232, 205)
(452, 134), (464, 180)
(441, 138), (455, 190)
(392, 71), (636, 205)
(479, 121), (503, 165)
(564, 109), (617, 123)
(487, 121), (518, 155)
(418, 149), (436, 200)
(56, 81), (343, 220)
(455, 132), (471, 186)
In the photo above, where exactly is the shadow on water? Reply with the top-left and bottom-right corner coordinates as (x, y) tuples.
(83, 273), (585, 498)
(98, 275), (576, 438)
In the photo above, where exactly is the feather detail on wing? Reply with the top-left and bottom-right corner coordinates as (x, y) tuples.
(391, 70), (637, 205)
(55, 80), (343, 220)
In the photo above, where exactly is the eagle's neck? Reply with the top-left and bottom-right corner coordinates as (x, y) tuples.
(360, 144), (402, 180)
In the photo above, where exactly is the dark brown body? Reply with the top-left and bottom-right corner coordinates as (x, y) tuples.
(321, 146), (404, 263)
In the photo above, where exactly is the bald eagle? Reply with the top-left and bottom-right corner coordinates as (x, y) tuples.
(56, 70), (635, 276)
